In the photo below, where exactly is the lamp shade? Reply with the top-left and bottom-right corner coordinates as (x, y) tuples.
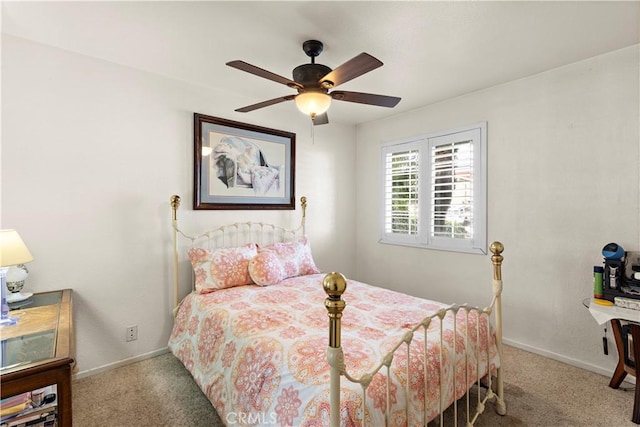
(295, 91), (331, 117)
(0, 230), (34, 267)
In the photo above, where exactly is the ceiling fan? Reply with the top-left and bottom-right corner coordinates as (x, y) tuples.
(227, 40), (401, 125)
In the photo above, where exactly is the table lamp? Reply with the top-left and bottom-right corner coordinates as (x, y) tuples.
(0, 230), (34, 326)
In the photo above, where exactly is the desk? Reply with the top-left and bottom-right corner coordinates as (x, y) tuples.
(0, 289), (75, 427)
(589, 300), (640, 423)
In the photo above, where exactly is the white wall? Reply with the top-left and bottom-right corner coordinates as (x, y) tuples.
(355, 45), (640, 376)
(1, 35), (357, 374)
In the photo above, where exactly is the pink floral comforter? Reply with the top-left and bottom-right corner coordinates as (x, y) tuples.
(168, 274), (499, 426)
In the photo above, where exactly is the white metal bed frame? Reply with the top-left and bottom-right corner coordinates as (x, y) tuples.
(170, 194), (506, 426)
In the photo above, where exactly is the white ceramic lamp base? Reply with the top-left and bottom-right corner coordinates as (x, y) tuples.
(5, 291), (33, 303)
(0, 267), (17, 326)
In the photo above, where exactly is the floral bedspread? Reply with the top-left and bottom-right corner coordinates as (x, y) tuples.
(168, 274), (500, 426)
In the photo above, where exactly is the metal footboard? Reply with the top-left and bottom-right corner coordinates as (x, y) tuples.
(324, 242), (506, 426)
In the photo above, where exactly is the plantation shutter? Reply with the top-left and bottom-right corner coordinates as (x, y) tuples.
(430, 139), (474, 239)
(383, 144), (420, 238)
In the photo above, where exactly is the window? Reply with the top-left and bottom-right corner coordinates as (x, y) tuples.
(380, 123), (487, 254)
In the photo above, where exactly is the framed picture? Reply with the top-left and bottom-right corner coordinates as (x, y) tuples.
(194, 113), (296, 210)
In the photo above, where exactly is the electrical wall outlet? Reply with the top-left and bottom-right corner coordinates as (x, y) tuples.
(126, 325), (138, 342)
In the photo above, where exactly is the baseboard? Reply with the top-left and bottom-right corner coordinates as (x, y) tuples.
(73, 347), (170, 380)
(503, 337), (636, 385)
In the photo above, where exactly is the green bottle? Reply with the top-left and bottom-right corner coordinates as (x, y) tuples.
(594, 266), (604, 299)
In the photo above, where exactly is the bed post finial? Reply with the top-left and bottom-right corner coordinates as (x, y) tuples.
(490, 241), (504, 281)
(170, 195), (181, 221)
(323, 272), (347, 349)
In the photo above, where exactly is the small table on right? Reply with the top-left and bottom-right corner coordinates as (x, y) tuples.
(589, 300), (640, 424)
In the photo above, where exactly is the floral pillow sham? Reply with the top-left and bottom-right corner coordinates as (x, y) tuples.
(256, 237), (321, 282)
(187, 243), (258, 293)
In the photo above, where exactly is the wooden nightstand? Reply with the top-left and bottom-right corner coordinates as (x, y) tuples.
(1, 289), (75, 427)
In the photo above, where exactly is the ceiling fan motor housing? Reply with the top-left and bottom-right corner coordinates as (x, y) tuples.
(292, 63), (332, 89)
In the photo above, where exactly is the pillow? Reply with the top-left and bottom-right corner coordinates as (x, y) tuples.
(258, 237), (320, 279)
(248, 252), (285, 286)
(187, 243), (257, 293)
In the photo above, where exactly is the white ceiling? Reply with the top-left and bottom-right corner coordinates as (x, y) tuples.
(2, 1), (639, 126)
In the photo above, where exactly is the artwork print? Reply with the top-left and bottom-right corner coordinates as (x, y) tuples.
(194, 114), (295, 210)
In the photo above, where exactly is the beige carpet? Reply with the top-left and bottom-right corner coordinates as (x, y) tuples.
(72, 345), (637, 426)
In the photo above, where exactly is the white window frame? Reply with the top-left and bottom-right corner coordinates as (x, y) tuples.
(379, 122), (487, 254)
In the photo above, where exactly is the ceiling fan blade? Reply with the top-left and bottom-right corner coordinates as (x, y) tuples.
(319, 53), (383, 88)
(312, 112), (329, 126)
(331, 91), (401, 108)
(227, 60), (303, 90)
(235, 95), (295, 113)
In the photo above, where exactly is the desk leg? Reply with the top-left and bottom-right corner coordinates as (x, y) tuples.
(630, 323), (640, 424)
(610, 319), (628, 388)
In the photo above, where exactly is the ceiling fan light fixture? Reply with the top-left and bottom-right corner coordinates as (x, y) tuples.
(294, 91), (331, 118)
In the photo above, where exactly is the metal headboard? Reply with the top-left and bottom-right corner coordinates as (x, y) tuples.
(169, 195), (307, 310)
